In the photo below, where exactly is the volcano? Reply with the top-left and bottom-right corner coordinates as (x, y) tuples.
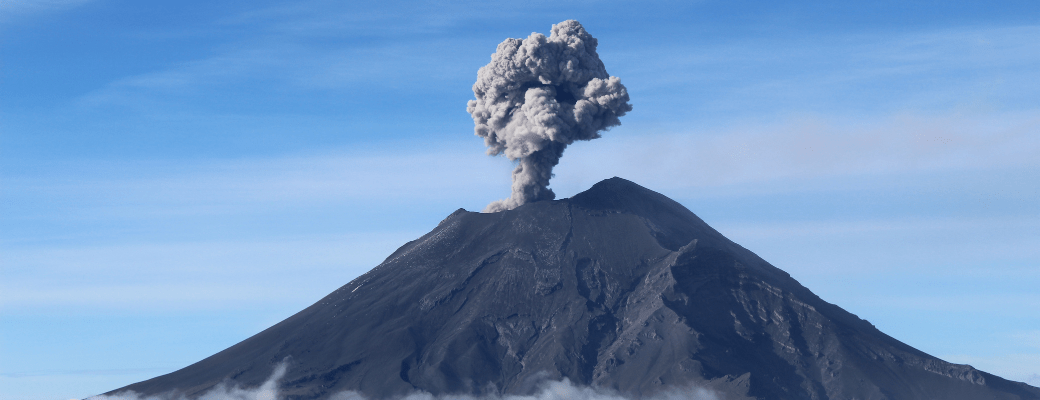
(108, 178), (1040, 400)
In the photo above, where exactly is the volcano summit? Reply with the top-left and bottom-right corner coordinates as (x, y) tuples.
(106, 178), (1040, 400)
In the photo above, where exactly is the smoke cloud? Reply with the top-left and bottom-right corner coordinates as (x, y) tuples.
(467, 20), (631, 212)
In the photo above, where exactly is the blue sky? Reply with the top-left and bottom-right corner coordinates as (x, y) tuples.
(1, 1), (1038, 399)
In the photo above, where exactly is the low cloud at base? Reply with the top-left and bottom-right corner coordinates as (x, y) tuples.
(88, 363), (720, 400)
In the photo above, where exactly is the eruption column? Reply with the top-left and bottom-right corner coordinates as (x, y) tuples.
(467, 20), (632, 212)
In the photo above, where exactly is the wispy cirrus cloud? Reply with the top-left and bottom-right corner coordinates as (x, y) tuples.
(6, 107), (1037, 227)
(552, 110), (1040, 198)
(71, 1), (1040, 124)
(616, 24), (1040, 123)
(1011, 331), (1040, 351)
(1, 368), (175, 379)
(4, 148), (508, 221)
(0, 233), (424, 311)
(4, 108), (1036, 311)
(0, 0), (93, 15)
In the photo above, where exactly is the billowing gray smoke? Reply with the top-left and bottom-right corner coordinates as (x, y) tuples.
(467, 20), (632, 212)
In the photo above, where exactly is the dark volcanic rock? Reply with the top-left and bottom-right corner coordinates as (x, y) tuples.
(109, 178), (1040, 400)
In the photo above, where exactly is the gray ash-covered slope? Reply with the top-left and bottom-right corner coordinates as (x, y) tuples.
(112, 178), (1040, 400)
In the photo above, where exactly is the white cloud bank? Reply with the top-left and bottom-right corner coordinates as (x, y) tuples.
(88, 363), (720, 400)
(86, 363), (285, 400)
(331, 381), (719, 400)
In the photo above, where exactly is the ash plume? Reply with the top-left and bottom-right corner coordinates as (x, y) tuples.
(467, 20), (631, 212)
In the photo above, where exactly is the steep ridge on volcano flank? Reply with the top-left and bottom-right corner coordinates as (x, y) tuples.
(112, 178), (1040, 400)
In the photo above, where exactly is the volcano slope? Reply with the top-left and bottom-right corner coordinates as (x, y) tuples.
(110, 177), (1040, 400)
